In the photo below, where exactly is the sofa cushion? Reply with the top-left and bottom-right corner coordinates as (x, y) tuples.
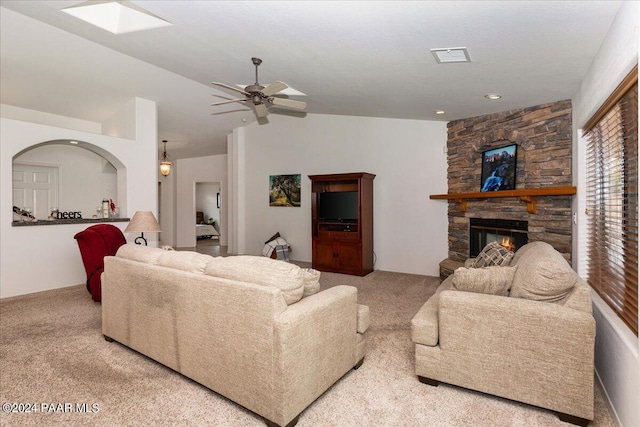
(470, 241), (514, 268)
(452, 265), (518, 296)
(156, 251), (214, 274)
(302, 268), (321, 297)
(510, 241), (577, 302)
(116, 244), (164, 264)
(204, 256), (305, 305)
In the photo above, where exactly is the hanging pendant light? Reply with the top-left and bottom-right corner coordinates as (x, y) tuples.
(159, 139), (172, 176)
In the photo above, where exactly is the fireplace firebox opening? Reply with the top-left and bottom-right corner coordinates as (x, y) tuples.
(469, 218), (528, 258)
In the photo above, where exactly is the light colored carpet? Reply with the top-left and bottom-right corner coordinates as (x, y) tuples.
(0, 271), (614, 427)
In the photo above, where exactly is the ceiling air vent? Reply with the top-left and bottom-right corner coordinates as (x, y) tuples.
(430, 47), (471, 63)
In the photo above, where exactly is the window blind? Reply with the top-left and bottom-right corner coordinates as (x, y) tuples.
(584, 66), (638, 335)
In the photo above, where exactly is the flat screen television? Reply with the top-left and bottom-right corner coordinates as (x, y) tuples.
(318, 191), (358, 221)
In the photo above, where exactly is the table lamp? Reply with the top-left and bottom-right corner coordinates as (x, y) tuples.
(124, 211), (161, 245)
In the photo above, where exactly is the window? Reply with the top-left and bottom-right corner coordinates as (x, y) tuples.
(584, 65), (638, 335)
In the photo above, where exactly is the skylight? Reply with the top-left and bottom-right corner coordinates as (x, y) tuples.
(62, 1), (172, 35)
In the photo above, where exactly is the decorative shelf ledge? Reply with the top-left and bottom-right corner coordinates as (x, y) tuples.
(430, 186), (577, 214)
(12, 218), (130, 227)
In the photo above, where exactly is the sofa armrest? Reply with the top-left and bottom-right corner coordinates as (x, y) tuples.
(438, 290), (595, 418)
(272, 285), (359, 424)
(357, 304), (370, 334)
(411, 278), (453, 346)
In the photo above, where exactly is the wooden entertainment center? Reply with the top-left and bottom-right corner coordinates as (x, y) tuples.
(309, 172), (375, 276)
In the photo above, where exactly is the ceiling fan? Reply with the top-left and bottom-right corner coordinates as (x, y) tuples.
(211, 57), (306, 118)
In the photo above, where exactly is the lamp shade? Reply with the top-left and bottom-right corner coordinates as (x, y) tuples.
(124, 211), (161, 233)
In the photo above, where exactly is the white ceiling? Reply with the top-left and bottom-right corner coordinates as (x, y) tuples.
(0, 1), (623, 159)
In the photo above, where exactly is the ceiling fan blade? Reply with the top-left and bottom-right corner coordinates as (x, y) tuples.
(254, 102), (269, 118)
(261, 80), (288, 96)
(267, 97), (306, 110)
(212, 82), (250, 96)
(211, 98), (247, 106)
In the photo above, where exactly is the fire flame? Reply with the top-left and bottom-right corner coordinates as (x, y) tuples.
(500, 237), (515, 252)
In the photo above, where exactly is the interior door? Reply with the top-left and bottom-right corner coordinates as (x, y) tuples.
(13, 163), (59, 220)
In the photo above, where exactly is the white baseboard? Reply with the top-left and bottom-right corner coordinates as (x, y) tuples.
(595, 368), (623, 427)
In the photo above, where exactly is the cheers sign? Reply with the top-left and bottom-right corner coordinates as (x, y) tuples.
(55, 211), (83, 219)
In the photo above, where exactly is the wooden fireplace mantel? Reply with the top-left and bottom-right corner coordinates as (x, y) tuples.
(429, 186), (577, 214)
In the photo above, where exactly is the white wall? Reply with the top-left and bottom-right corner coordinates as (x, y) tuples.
(0, 104), (102, 134)
(233, 113), (448, 276)
(572, 2), (639, 426)
(14, 144), (118, 219)
(175, 155), (228, 248)
(0, 98), (158, 299)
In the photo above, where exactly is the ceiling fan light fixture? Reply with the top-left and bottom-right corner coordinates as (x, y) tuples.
(62, 1), (172, 34)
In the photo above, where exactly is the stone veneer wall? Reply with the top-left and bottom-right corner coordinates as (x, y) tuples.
(446, 99), (573, 262)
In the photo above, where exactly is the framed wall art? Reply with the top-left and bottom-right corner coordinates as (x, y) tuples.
(480, 144), (517, 192)
(269, 174), (301, 207)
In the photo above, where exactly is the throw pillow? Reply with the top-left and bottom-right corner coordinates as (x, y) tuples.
(471, 241), (514, 268)
(509, 241), (577, 302)
(452, 265), (518, 296)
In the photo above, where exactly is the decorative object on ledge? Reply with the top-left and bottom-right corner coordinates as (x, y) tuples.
(430, 186), (577, 214)
(54, 211), (83, 220)
(159, 140), (172, 177)
(12, 206), (36, 222)
(124, 211), (161, 245)
(12, 218), (130, 227)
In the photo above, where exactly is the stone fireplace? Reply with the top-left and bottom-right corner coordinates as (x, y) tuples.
(445, 100), (573, 262)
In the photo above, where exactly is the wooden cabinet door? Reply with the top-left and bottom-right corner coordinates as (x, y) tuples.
(336, 241), (362, 274)
(313, 239), (337, 271)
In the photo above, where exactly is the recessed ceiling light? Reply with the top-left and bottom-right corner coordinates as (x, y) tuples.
(430, 47), (471, 64)
(484, 93), (502, 100)
(435, 110), (445, 115)
(62, 1), (172, 35)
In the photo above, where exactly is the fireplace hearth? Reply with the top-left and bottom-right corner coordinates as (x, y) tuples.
(469, 218), (528, 258)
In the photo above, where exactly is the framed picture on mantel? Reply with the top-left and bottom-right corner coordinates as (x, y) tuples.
(480, 144), (517, 192)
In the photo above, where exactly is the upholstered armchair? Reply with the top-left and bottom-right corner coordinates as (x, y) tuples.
(411, 242), (596, 426)
(74, 224), (126, 302)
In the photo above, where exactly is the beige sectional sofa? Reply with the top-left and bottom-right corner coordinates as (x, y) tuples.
(411, 241), (595, 426)
(102, 245), (369, 427)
